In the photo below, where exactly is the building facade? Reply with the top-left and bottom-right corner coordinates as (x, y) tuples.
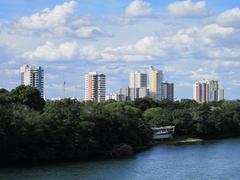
(161, 82), (174, 101)
(129, 71), (148, 100)
(149, 66), (163, 100)
(138, 87), (149, 99)
(20, 65), (44, 97)
(218, 89), (224, 101)
(208, 80), (218, 102)
(85, 72), (106, 102)
(194, 80), (224, 103)
(106, 93), (127, 102)
(129, 71), (147, 89)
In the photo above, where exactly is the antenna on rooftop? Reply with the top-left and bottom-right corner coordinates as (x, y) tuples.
(63, 73), (66, 99)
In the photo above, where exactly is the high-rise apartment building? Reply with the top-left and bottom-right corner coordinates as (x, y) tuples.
(194, 80), (224, 103)
(139, 87), (149, 99)
(129, 71), (147, 88)
(85, 72), (106, 102)
(120, 86), (149, 101)
(20, 65), (44, 97)
(149, 66), (163, 100)
(129, 71), (148, 100)
(194, 82), (202, 103)
(120, 86), (131, 101)
(161, 82), (174, 101)
(218, 89), (224, 101)
(208, 80), (218, 102)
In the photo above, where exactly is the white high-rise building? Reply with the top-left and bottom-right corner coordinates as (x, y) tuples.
(218, 89), (224, 101)
(20, 65), (44, 97)
(149, 66), (163, 100)
(129, 71), (148, 100)
(208, 80), (219, 102)
(85, 72), (106, 102)
(129, 71), (147, 88)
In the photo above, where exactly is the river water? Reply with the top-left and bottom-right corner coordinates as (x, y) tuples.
(1, 138), (240, 180)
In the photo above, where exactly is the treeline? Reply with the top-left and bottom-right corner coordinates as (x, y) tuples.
(0, 85), (240, 164)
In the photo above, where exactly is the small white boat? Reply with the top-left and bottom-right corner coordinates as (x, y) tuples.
(152, 126), (175, 140)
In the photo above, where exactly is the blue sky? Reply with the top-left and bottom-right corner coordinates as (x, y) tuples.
(0, 0), (240, 100)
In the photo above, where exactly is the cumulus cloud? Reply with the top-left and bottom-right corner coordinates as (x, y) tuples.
(207, 48), (240, 59)
(17, 1), (108, 38)
(229, 80), (240, 86)
(217, 8), (240, 28)
(22, 41), (78, 61)
(190, 68), (219, 81)
(171, 24), (239, 47)
(198, 24), (240, 45)
(20, 36), (167, 63)
(75, 26), (107, 38)
(176, 82), (193, 88)
(201, 24), (236, 38)
(19, 1), (77, 29)
(204, 60), (240, 69)
(168, 0), (207, 18)
(79, 36), (166, 62)
(0, 68), (19, 76)
(163, 66), (176, 73)
(125, 0), (152, 17)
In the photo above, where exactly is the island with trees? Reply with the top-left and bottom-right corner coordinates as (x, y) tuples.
(0, 85), (240, 164)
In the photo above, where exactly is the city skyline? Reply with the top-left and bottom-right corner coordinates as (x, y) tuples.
(17, 64), (224, 102)
(0, 0), (240, 99)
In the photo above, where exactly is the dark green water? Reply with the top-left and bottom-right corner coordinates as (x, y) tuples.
(1, 138), (240, 180)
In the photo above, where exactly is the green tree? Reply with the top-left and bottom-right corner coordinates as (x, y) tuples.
(0, 95), (41, 163)
(10, 85), (45, 111)
(101, 102), (152, 148)
(0, 88), (8, 94)
(143, 107), (172, 127)
(133, 97), (158, 111)
(172, 109), (193, 136)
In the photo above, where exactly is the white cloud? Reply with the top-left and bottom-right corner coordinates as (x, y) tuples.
(190, 68), (219, 81)
(79, 45), (101, 60)
(17, 1), (108, 39)
(200, 24), (239, 44)
(217, 8), (240, 28)
(165, 32), (194, 45)
(75, 26), (106, 38)
(204, 60), (240, 69)
(168, 0), (207, 18)
(201, 24), (236, 38)
(229, 80), (240, 86)
(19, 1), (77, 29)
(22, 41), (78, 61)
(207, 48), (240, 59)
(0, 68), (19, 76)
(125, 0), (152, 17)
(163, 66), (176, 73)
(79, 36), (166, 62)
(176, 82), (193, 88)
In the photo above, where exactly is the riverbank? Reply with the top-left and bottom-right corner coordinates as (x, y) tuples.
(135, 137), (204, 152)
(1, 138), (240, 180)
(151, 137), (204, 145)
(149, 136), (240, 147)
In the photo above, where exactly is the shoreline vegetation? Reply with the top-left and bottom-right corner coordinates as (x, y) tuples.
(152, 137), (204, 145)
(0, 85), (240, 165)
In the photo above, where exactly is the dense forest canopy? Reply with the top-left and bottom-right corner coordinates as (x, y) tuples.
(0, 86), (240, 164)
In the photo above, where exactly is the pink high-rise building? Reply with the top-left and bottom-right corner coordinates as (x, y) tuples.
(85, 72), (106, 102)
